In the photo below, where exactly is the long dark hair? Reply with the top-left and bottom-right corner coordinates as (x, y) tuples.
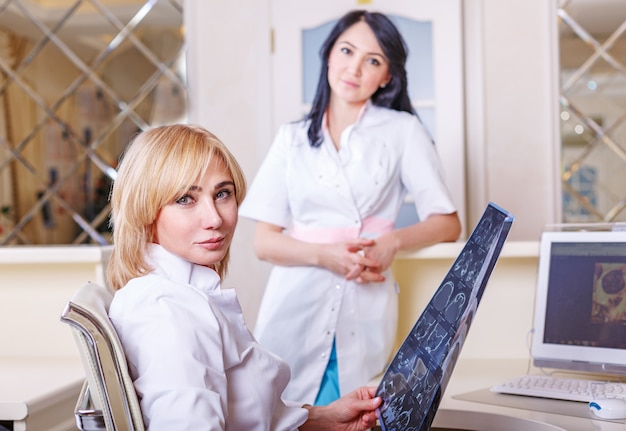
(306, 10), (414, 147)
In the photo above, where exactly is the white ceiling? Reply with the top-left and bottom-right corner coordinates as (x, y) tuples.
(0, 1), (623, 47)
(1, 0), (623, 35)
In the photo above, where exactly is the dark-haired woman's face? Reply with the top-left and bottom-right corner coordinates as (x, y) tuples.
(327, 21), (391, 108)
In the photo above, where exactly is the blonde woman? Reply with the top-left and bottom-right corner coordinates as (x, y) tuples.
(106, 124), (381, 430)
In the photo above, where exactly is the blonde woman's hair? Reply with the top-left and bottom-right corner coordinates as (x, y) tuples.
(106, 124), (247, 291)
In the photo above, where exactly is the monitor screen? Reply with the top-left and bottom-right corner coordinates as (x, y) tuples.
(532, 230), (626, 374)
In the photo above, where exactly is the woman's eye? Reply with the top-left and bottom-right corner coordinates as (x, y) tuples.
(175, 194), (193, 205)
(340, 46), (351, 55)
(216, 189), (233, 200)
(368, 58), (381, 66)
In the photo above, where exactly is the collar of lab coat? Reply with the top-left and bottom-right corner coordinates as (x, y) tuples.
(146, 243), (221, 294)
(321, 99), (372, 134)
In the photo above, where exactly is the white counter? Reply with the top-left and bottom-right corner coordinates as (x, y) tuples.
(0, 357), (84, 431)
(395, 240), (539, 260)
(0, 245), (113, 265)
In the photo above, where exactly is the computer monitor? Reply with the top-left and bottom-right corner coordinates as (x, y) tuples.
(531, 229), (626, 375)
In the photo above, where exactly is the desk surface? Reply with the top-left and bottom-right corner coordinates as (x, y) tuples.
(0, 356), (84, 421)
(0, 245), (112, 264)
(436, 358), (626, 431)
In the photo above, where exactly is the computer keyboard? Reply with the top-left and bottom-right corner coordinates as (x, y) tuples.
(491, 374), (626, 403)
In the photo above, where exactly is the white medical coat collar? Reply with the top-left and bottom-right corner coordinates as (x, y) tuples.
(146, 244), (221, 294)
(322, 100), (372, 133)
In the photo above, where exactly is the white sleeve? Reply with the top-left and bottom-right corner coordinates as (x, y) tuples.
(401, 118), (457, 220)
(239, 124), (293, 228)
(110, 284), (228, 431)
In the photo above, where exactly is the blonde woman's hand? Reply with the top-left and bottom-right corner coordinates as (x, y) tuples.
(301, 386), (382, 431)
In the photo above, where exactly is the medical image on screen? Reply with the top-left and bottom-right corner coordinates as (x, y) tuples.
(592, 263), (626, 323)
(375, 203), (514, 431)
(544, 244), (626, 349)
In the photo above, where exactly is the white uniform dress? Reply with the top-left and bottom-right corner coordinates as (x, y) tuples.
(239, 102), (457, 404)
(108, 244), (308, 431)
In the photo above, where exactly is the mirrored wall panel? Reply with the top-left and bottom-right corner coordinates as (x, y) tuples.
(559, 0), (626, 223)
(0, 0), (186, 245)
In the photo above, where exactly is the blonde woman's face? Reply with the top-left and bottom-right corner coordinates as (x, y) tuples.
(154, 160), (238, 268)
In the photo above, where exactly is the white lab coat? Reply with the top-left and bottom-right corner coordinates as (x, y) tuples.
(239, 102), (457, 404)
(108, 244), (308, 431)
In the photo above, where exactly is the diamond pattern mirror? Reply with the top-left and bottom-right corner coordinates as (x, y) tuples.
(559, 0), (626, 223)
(2, 0), (624, 245)
(0, 0), (186, 245)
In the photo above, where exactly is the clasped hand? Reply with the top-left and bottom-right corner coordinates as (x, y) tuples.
(327, 238), (387, 283)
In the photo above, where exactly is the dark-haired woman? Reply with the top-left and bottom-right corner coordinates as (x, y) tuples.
(240, 10), (461, 406)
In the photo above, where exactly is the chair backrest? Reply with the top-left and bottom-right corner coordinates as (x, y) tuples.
(60, 281), (145, 431)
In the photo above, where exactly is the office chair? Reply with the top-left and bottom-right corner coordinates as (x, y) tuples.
(60, 281), (145, 431)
